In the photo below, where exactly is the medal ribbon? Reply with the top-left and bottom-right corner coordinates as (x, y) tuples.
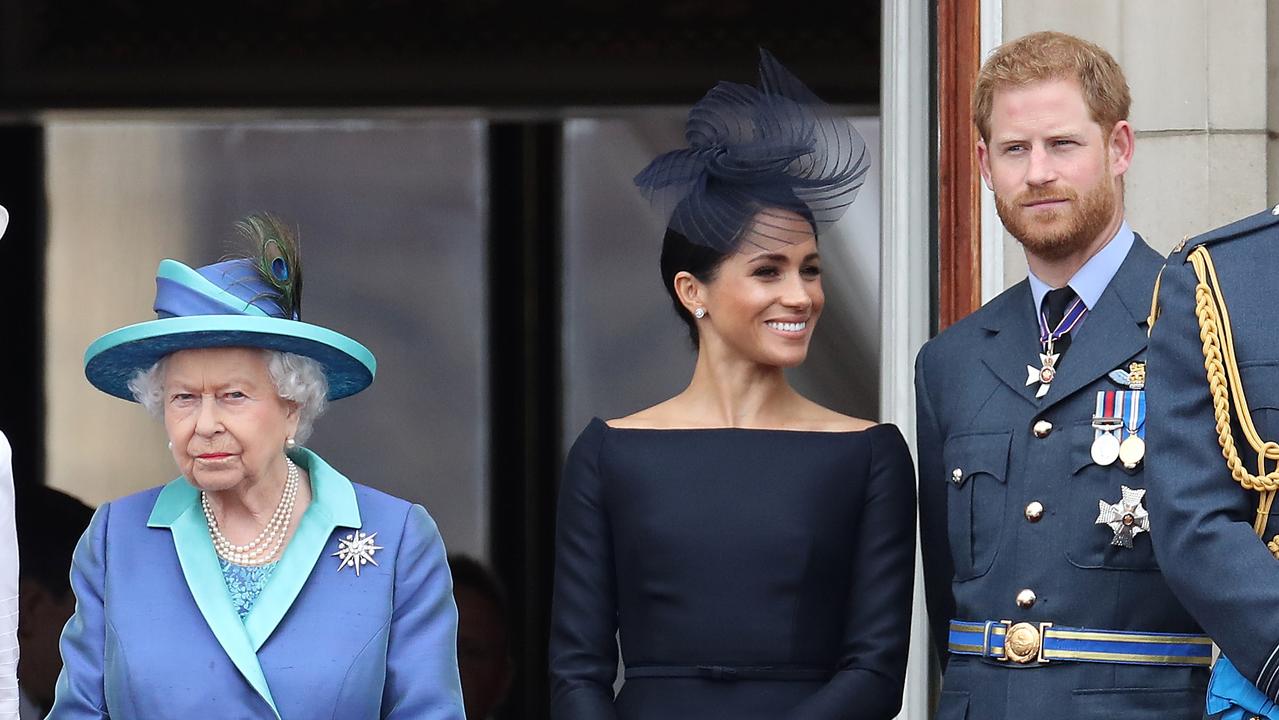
(1124, 389), (1146, 440)
(1038, 296), (1088, 350)
(1094, 390), (1121, 444)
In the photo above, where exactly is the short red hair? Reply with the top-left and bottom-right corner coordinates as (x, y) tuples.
(973, 31), (1131, 142)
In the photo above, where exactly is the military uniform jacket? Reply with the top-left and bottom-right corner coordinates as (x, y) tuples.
(916, 236), (1208, 720)
(1146, 208), (1279, 712)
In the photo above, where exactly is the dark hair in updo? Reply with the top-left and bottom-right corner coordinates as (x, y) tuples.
(661, 227), (731, 346)
(660, 202), (818, 346)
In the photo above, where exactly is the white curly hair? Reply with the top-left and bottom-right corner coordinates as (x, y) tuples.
(127, 349), (329, 444)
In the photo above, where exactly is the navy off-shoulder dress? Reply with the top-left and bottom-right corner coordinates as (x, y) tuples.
(549, 418), (917, 720)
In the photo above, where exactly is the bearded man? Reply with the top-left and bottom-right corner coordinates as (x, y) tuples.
(914, 32), (1210, 720)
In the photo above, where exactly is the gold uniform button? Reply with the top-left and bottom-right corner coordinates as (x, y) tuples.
(1016, 588), (1037, 608)
(951, 468), (963, 484)
(1032, 420), (1053, 438)
(1025, 501), (1044, 522)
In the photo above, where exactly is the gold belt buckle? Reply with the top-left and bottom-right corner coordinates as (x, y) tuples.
(998, 620), (1053, 664)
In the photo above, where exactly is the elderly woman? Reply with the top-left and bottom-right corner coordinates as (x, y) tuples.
(49, 216), (465, 719)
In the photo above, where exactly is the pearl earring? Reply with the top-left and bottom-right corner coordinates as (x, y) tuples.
(167, 441), (173, 450)
(285, 437), (297, 450)
(694, 307), (706, 319)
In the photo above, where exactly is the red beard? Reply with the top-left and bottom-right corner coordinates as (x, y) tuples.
(997, 174), (1118, 262)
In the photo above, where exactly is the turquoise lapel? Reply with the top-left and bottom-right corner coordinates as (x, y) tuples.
(242, 448), (361, 651)
(147, 481), (281, 719)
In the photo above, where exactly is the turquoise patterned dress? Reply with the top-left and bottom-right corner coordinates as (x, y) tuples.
(219, 558), (280, 620)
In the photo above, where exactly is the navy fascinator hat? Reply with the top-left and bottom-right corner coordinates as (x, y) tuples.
(634, 49), (871, 253)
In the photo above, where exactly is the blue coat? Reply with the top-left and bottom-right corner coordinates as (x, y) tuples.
(915, 236), (1208, 720)
(48, 449), (465, 720)
(1146, 208), (1279, 719)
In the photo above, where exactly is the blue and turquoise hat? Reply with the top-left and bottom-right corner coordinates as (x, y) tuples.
(84, 254), (376, 402)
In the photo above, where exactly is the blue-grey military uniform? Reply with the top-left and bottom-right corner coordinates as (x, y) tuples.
(1147, 206), (1279, 719)
(916, 229), (1210, 720)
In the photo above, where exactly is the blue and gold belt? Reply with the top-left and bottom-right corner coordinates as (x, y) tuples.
(948, 619), (1212, 667)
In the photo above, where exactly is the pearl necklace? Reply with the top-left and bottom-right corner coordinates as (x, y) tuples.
(202, 457), (299, 566)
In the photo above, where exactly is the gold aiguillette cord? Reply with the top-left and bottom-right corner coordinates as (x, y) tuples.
(1180, 247), (1279, 551)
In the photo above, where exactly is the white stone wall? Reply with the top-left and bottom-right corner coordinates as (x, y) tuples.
(996, 0), (1271, 288)
(44, 123), (199, 506)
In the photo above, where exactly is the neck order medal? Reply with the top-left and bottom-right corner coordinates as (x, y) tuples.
(1026, 348), (1061, 399)
(1027, 294), (1088, 399)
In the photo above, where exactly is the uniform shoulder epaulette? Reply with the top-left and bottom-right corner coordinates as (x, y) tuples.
(1173, 204), (1279, 258)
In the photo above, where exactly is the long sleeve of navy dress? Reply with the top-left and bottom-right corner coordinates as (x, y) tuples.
(549, 418), (917, 720)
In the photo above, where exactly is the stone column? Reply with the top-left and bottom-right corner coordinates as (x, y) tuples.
(44, 122), (196, 505)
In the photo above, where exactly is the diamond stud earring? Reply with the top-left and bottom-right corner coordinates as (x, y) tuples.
(694, 307), (706, 319)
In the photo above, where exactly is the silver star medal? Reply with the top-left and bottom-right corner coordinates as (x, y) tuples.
(1095, 486), (1150, 548)
(333, 530), (383, 576)
(1026, 351), (1060, 398)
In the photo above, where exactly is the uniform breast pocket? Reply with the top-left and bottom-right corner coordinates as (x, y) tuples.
(1241, 361), (1279, 442)
(1064, 420), (1159, 571)
(943, 431), (1011, 580)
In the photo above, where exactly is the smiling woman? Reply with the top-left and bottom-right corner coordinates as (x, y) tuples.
(659, 208), (822, 354)
(549, 50), (917, 720)
(677, 211), (824, 368)
(48, 215), (465, 719)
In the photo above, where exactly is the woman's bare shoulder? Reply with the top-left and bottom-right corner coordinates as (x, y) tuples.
(605, 399), (688, 429)
(791, 398), (878, 432)
(608, 396), (877, 433)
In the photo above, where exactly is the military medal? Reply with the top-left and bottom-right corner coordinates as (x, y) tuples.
(1118, 387), (1147, 469)
(1096, 485), (1150, 548)
(333, 529), (383, 576)
(1091, 391), (1123, 466)
(1103, 366), (1148, 469)
(1092, 429), (1121, 465)
(1119, 435), (1145, 468)
(1026, 350), (1060, 398)
(1026, 294), (1087, 398)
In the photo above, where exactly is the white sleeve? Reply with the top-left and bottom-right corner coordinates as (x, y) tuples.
(0, 432), (20, 720)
